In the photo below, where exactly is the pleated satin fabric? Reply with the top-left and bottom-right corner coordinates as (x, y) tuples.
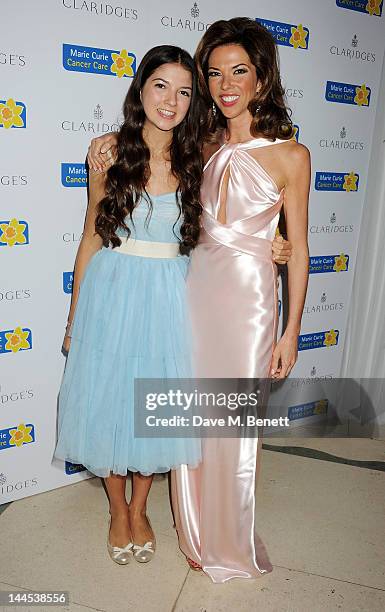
(171, 137), (285, 583)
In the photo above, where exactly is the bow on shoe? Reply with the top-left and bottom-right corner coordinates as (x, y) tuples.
(132, 541), (155, 563)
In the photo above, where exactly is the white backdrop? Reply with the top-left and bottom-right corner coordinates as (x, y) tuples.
(1, 0), (384, 502)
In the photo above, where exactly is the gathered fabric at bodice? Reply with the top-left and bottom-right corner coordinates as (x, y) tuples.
(116, 191), (182, 243)
(200, 137), (285, 259)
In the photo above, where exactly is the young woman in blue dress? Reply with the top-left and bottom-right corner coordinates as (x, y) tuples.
(55, 45), (203, 565)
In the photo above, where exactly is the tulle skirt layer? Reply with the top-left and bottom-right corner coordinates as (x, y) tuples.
(55, 248), (200, 476)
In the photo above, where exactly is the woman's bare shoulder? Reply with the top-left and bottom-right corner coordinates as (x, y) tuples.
(277, 139), (309, 157)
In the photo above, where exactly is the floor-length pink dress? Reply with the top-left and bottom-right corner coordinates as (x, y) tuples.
(171, 137), (285, 583)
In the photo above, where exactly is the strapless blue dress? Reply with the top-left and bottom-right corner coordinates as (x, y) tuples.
(55, 193), (200, 476)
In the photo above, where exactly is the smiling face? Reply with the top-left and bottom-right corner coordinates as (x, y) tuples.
(207, 44), (260, 122)
(141, 62), (192, 132)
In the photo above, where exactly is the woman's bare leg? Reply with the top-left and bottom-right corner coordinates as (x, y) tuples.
(128, 472), (155, 545)
(104, 474), (132, 546)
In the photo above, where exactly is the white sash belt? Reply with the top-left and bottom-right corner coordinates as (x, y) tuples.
(111, 237), (180, 259)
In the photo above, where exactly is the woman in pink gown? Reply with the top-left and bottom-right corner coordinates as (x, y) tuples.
(171, 18), (310, 582)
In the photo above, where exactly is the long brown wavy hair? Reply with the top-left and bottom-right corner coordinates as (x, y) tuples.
(95, 45), (203, 252)
(194, 17), (293, 142)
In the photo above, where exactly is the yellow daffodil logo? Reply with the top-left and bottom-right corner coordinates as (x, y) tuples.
(111, 49), (135, 78)
(324, 329), (338, 347)
(0, 218), (27, 247)
(342, 172), (359, 192)
(354, 84), (370, 106)
(9, 423), (34, 447)
(289, 24), (308, 49)
(366, 0), (382, 15)
(333, 253), (348, 273)
(0, 98), (25, 129)
(291, 125), (299, 141)
(4, 327), (31, 353)
(314, 400), (328, 415)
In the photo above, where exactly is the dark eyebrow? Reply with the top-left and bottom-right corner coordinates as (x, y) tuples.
(208, 63), (249, 70)
(151, 77), (192, 89)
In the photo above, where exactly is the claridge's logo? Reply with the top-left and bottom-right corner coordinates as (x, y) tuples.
(329, 33), (376, 62)
(0, 219), (29, 247)
(191, 2), (199, 18)
(319, 126), (364, 152)
(94, 104), (103, 120)
(63, 44), (136, 78)
(298, 330), (339, 351)
(0, 327), (32, 354)
(304, 292), (344, 316)
(325, 81), (371, 106)
(336, 0), (383, 17)
(161, 1), (211, 31)
(315, 171), (359, 192)
(0, 99), (26, 129)
(62, 1), (138, 20)
(309, 213), (354, 235)
(61, 103), (119, 134)
(61, 163), (87, 187)
(0, 423), (35, 449)
(256, 18), (309, 50)
(309, 254), (349, 274)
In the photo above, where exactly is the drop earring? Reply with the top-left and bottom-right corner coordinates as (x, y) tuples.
(212, 102), (217, 116)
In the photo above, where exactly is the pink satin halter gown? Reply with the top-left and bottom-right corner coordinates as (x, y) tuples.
(171, 137), (286, 583)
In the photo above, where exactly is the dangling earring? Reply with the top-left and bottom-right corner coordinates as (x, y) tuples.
(212, 102), (217, 116)
(254, 87), (261, 116)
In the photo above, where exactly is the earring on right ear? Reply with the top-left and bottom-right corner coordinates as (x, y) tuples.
(212, 102), (217, 116)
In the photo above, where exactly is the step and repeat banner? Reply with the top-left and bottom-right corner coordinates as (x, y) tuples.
(1, 0), (384, 502)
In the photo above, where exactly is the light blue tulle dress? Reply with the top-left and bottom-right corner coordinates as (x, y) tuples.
(55, 192), (200, 476)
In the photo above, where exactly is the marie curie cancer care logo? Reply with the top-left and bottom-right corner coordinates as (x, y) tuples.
(0, 219), (29, 247)
(336, 0), (383, 16)
(288, 399), (328, 421)
(61, 163), (87, 187)
(65, 461), (86, 475)
(298, 329), (339, 351)
(315, 172), (359, 191)
(256, 18), (309, 49)
(325, 82), (371, 106)
(309, 254), (349, 274)
(63, 272), (73, 294)
(0, 423), (35, 450)
(0, 327), (32, 354)
(63, 44), (136, 77)
(0, 99), (26, 129)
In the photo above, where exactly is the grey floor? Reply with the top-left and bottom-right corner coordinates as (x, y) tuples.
(0, 438), (384, 612)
